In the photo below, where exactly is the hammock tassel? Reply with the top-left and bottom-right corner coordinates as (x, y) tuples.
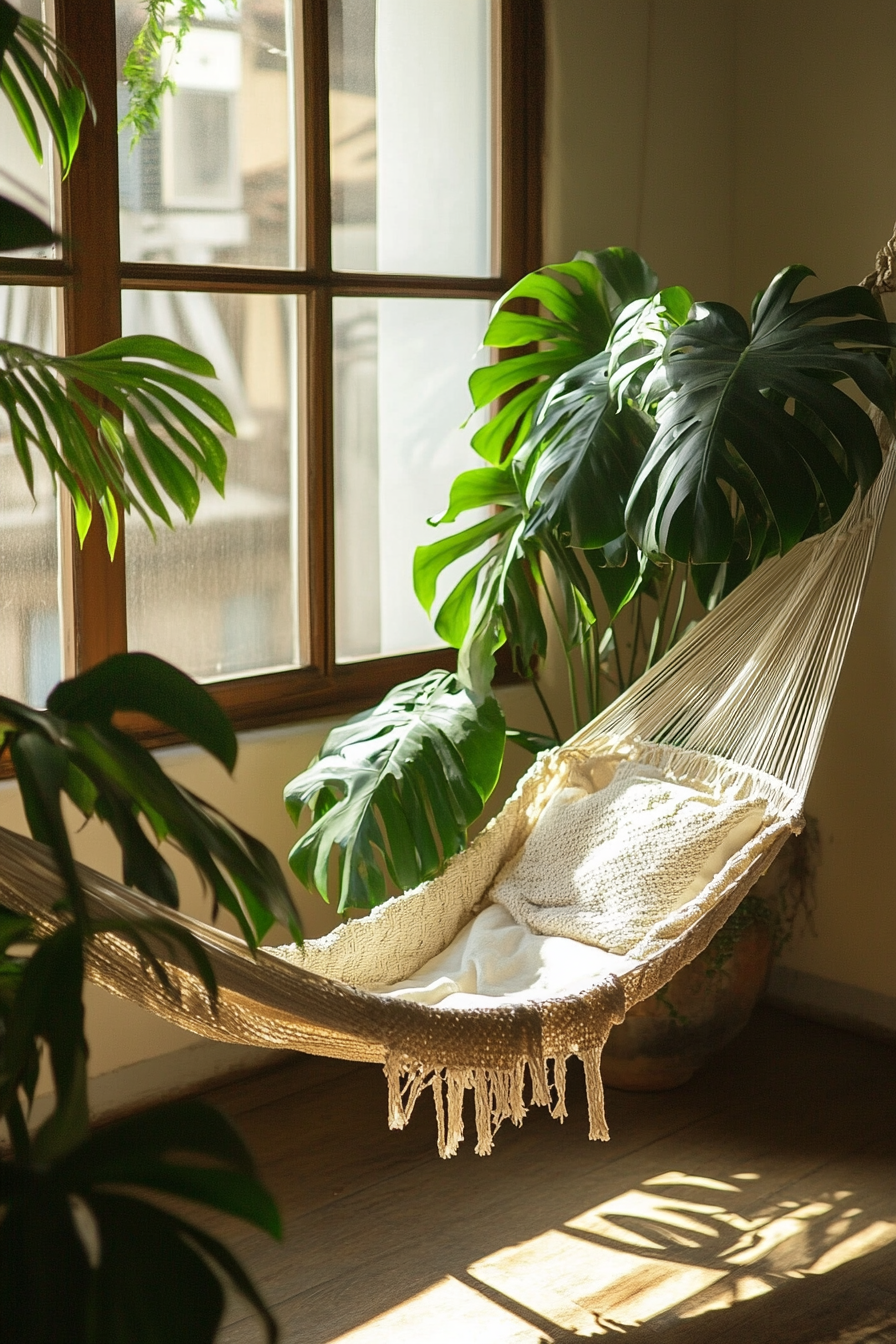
(551, 1056), (568, 1122)
(582, 1046), (611, 1142)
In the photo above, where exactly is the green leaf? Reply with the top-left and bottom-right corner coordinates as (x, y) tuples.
(469, 349), (575, 411)
(1, 61), (42, 161)
(584, 538), (646, 621)
(2, 14), (91, 177)
(627, 267), (896, 564)
(285, 672), (506, 910)
(414, 510), (515, 615)
(0, 194), (57, 251)
(0, 2), (19, 54)
(521, 357), (653, 550)
(470, 381), (544, 464)
(607, 286), (693, 406)
(467, 252), (653, 466)
(48, 652), (237, 771)
(1, 924), (89, 1162)
(593, 245), (660, 311)
(429, 463), (519, 524)
(0, 337), (235, 551)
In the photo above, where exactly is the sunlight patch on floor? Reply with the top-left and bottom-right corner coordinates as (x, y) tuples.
(326, 1275), (547, 1344)
(324, 1169), (896, 1341)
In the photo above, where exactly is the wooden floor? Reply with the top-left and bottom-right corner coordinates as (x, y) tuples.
(201, 1007), (896, 1343)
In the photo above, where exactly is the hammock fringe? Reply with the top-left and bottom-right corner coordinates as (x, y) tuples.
(384, 1050), (613, 1159)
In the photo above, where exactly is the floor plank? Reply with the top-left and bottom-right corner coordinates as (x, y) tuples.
(197, 1007), (896, 1343)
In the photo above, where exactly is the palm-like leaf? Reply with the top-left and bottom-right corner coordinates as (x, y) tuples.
(0, 336), (235, 552)
(626, 266), (895, 564)
(0, 0), (90, 178)
(0, 1099), (279, 1344)
(0, 653), (300, 949)
(285, 671), (505, 911)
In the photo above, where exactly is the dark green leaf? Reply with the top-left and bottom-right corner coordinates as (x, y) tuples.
(627, 267), (895, 564)
(593, 245), (659, 312)
(0, 194), (57, 251)
(48, 652), (237, 771)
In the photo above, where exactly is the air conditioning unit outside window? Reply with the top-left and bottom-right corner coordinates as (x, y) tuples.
(161, 27), (242, 211)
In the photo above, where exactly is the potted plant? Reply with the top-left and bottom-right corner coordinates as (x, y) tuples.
(0, 5), (301, 1337)
(285, 245), (892, 1082)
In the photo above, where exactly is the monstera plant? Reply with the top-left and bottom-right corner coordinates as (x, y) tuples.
(286, 248), (894, 915)
(0, 5), (300, 1340)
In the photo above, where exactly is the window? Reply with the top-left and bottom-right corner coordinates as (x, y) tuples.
(1, 0), (543, 740)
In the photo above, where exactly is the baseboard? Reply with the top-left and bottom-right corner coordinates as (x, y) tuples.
(765, 964), (896, 1043)
(24, 1040), (292, 1132)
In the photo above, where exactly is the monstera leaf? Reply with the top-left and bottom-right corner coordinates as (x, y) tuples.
(520, 353), (655, 550)
(467, 247), (658, 465)
(414, 462), (551, 695)
(517, 285), (691, 552)
(626, 266), (895, 565)
(285, 672), (506, 910)
(0, 1099), (279, 1344)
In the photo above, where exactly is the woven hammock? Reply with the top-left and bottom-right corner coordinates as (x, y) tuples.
(3, 287), (896, 1158)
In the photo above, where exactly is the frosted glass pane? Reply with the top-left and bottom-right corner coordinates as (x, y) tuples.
(0, 287), (62, 705)
(0, 1), (56, 260)
(330, 0), (492, 276)
(116, 0), (297, 268)
(124, 289), (301, 680)
(334, 296), (489, 660)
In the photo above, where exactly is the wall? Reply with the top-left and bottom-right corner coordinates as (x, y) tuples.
(545, 0), (896, 1025)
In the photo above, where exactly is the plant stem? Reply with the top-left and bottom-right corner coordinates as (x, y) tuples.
(566, 645), (582, 732)
(590, 625), (602, 716)
(583, 623), (598, 722)
(610, 619), (625, 694)
(530, 670), (562, 744)
(645, 563), (675, 672)
(542, 572), (582, 731)
(7, 1093), (31, 1162)
(626, 593), (643, 687)
(665, 568), (689, 653)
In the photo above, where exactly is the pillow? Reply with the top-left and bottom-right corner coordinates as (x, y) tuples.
(490, 761), (766, 955)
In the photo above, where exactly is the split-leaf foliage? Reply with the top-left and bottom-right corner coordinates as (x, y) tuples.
(287, 247), (896, 909)
(286, 671), (505, 912)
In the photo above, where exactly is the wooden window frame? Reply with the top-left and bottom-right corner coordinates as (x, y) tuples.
(1, 0), (544, 748)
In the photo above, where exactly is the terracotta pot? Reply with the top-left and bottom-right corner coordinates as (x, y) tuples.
(601, 921), (775, 1092)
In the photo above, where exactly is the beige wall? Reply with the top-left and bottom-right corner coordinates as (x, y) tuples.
(545, 0), (896, 999)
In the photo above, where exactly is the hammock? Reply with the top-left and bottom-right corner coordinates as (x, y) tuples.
(3, 334), (896, 1160)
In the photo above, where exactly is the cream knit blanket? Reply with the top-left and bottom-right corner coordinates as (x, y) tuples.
(490, 760), (766, 955)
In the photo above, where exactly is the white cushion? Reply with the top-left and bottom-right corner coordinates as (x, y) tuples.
(490, 761), (766, 955)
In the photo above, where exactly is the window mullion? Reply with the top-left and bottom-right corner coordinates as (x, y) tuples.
(498, 0), (545, 283)
(303, 0), (335, 674)
(55, 0), (127, 674)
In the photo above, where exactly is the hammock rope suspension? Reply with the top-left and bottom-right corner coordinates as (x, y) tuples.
(1, 273), (894, 1158)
